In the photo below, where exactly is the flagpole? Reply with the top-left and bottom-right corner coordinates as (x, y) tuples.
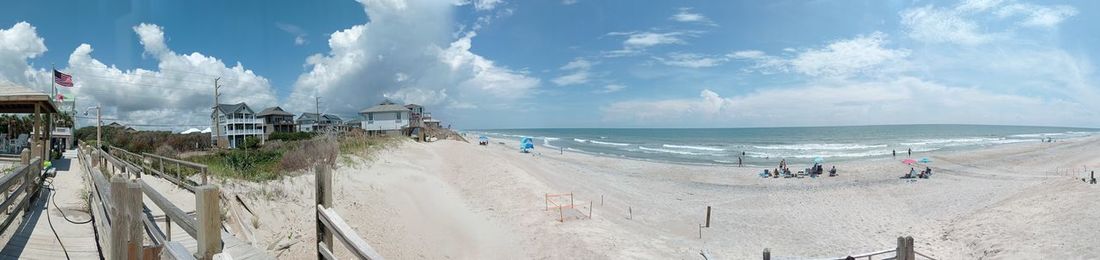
(51, 64), (56, 104)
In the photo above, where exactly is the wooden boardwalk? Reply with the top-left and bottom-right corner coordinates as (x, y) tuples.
(0, 149), (100, 259)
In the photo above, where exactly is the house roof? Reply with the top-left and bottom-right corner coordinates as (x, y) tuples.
(297, 113), (343, 122)
(214, 102), (253, 115)
(360, 103), (409, 113)
(404, 104), (422, 109)
(0, 81), (60, 114)
(257, 106), (294, 117)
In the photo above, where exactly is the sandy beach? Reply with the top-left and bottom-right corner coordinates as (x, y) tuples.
(226, 135), (1100, 259)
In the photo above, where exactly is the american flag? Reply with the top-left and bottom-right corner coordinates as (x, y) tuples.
(54, 69), (73, 87)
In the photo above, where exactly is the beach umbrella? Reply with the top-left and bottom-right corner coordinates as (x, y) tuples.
(812, 157), (824, 164)
(919, 157), (932, 163)
(902, 158), (917, 165)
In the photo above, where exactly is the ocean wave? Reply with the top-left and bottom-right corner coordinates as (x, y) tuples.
(542, 137), (559, 149)
(898, 137), (999, 146)
(753, 143), (887, 150)
(638, 146), (703, 155)
(566, 147), (585, 152)
(1008, 132), (1066, 138)
(573, 138), (588, 143)
(745, 148), (941, 159)
(991, 139), (1037, 144)
(591, 140), (629, 146)
(663, 144), (725, 151)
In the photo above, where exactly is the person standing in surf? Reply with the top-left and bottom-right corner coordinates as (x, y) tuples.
(908, 148), (912, 157)
(892, 150), (896, 158)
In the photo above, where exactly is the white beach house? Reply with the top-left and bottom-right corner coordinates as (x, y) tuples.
(359, 100), (411, 134)
(211, 102), (264, 149)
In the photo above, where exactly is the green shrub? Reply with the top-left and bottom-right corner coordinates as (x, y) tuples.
(269, 132), (315, 142)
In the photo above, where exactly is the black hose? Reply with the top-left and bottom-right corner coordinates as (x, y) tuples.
(43, 178), (73, 260)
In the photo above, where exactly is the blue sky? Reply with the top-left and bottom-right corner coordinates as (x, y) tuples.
(0, 0), (1097, 130)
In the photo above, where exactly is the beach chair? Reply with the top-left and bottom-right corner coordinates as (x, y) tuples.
(760, 170), (770, 178)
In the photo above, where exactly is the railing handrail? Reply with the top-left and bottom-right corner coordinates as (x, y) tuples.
(0, 155), (43, 234)
(317, 205), (385, 260)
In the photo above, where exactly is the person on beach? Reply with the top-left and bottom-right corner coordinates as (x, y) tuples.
(893, 150), (896, 158)
(908, 167), (917, 178)
(1091, 171), (1096, 184)
(829, 166), (837, 177)
(908, 148), (912, 157)
(774, 168), (779, 178)
(738, 156), (743, 167)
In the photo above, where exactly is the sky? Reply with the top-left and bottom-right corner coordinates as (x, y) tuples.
(0, 0), (1097, 130)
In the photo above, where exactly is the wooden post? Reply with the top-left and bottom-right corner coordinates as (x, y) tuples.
(202, 167), (208, 185)
(705, 206), (711, 228)
(128, 180), (143, 260)
(19, 148), (29, 165)
(166, 215), (172, 241)
(896, 237), (908, 260)
(588, 201), (593, 219)
(628, 207), (632, 220)
(763, 248), (770, 260)
(905, 236), (915, 260)
(196, 185), (222, 259)
(110, 175), (129, 260)
(315, 165), (333, 259)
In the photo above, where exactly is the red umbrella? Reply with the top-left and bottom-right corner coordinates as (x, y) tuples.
(902, 158), (917, 165)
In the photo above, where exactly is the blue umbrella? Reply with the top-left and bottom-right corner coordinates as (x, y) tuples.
(919, 157), (932, 163)
(813, 157), (824, 164)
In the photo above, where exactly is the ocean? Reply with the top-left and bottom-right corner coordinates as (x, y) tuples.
(469, 125), (1097, 166)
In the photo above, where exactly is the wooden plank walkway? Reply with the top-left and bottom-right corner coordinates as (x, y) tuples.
(0, 149), (100, 259)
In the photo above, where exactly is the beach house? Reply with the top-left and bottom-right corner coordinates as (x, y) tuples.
(359, 100), (411, 134)
(211, 102), (263, 149)
(257, 106), (296, 138)
(296, 113), (345, 132)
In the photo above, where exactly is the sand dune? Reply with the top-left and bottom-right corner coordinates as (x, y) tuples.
(228, 135), (1100, 259)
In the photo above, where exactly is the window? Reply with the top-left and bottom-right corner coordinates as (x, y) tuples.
(396, 112), (402, 120)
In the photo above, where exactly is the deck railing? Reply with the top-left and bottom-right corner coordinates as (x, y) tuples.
(0, 149), (43, 237)
(84, 145), (225, 259)
(314, 164), (385, 260)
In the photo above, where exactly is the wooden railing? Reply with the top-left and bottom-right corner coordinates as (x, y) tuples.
(81, 145), (224, 259)
(0, 149), (44, 237)
(762, 236), (936, 260)
(108, 146), (209, 187)
(314, 165), (384, 260)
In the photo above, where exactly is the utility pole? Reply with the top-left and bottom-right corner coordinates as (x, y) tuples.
(96, 104), (101, 148)
(213, 77), (221, 148)
(315, 96), (321, 132)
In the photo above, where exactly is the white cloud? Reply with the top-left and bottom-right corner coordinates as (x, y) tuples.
(276, 23), (309, 46)
(0, 22), (49, 88)
(66, 23), (277, 128)
(996, 3), (1078, 28)
(605, 31), (693, 57)
(900, 0), (1077, 45)
(458, 0), (503, 11)
(900, 5), (994, 45)
(288, 0), (539, 118)
(552, 58), (593, 86)
(670, 8), (713, 25)
(597, 84), (626, 94)
(656, 52), (727, 68)
(789, 32), (909, 77)
(729, 32), (908, 78)
(602, 77), (1094, 127)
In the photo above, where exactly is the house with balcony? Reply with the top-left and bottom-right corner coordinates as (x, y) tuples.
(359, 100), (411, 134)
(257, 106), (296, 139)
(211, 102), (264, 149)
(296, 113), (345, 132)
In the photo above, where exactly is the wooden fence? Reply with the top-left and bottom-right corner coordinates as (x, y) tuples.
(0, 149), (44, 238)
(81, 145), (224, 259)
(315, 165), (385, 260)
(762, 236), (935, 260)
